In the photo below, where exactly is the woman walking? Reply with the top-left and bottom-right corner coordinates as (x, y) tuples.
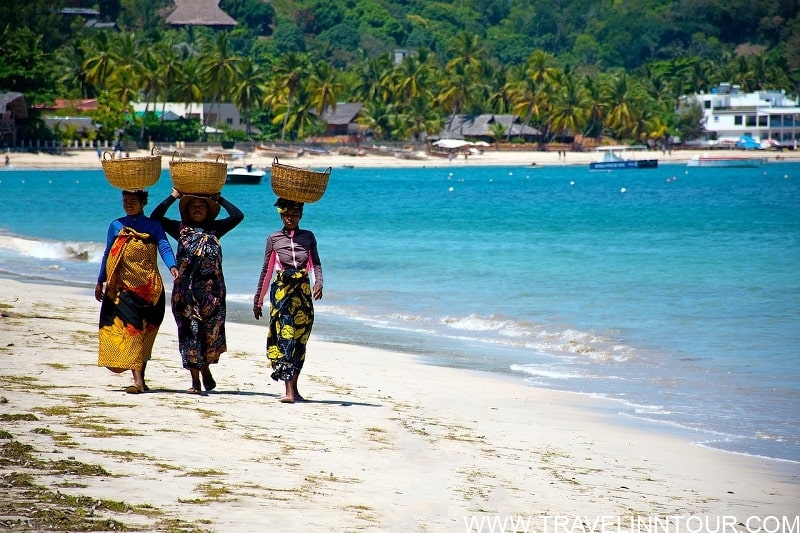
(151, 189), (243, 394)
(96, 189), (179, 394)
(253, 198), (323, 403)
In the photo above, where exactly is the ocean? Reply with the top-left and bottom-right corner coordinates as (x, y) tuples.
(1, 161), (799, 464)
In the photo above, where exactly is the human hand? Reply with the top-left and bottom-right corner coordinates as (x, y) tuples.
(313, 284), (323, 301)
(170, 267), (179, 281)
(253, 306), (262, 320)
(94, 282), (104, 302)
(171, 188), (181, 198)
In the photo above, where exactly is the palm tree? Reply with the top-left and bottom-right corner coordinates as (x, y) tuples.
(402, 96), (444, 143)
(550, 71), (590, 144)
(82, 32), (116, 90)
(172, 57), (204, 110)
(393, 49), (436, 105)
(308, 60), (342, 115)
(198, 32), (242, 134)
(270, 52), (312, 142)
(58, 40), (92, 98)
(438, 32), (488, 123)
(604, 72), (646, 141)
(272, 86), (324, 141)
(137, 47), (165, 144)
(350, 53), (394, 105)
(446, 31), (486, 74)
(154, 38), (184, 120)
(526, 50), (559, 86)
(644, 116), (670, 152)
(112, 32), (142, 78)
(582, 76), (606, 138)
(356, 100), (396, 141)
(507, 73), (545, 142)
(488, 121), (507, 149)
(231, 57), (269, 138)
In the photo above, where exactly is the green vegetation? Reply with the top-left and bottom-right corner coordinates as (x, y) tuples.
(0, 0), (797, 146)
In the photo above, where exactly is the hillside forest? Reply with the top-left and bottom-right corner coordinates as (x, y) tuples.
(0, 0), (798, 147)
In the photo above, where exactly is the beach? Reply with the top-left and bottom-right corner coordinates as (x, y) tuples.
(4, 144), (799, 171)
(1, 277), (798, 531)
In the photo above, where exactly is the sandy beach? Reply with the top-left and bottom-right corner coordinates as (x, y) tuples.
(3, 144), (799, 171)
(1, 277), (797, 532)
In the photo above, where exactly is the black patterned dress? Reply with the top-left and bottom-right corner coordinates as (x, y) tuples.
(150, 195), (244, 370)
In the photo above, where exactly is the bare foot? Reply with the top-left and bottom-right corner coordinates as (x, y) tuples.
(279, 396), (295, 404)
(201, 370), (216, 391)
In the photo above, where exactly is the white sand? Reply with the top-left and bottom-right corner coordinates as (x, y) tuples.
(4, 145), (798, 171)
(0, 278), (797, 532)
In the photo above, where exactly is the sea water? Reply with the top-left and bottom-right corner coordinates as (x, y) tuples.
(1, 161), (799, 463)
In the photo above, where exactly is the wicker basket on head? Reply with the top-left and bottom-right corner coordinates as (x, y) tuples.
(169, 152), (227, 195)
(271, 157), (331, 203)
(101, 146), (162, 190)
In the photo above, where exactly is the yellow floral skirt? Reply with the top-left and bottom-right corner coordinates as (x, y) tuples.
(266, 269), (314, 381)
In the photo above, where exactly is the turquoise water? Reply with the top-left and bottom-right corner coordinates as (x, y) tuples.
(1, 162), (799, 462)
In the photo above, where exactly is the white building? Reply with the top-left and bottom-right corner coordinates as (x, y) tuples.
(131, 102), (244, 132)
(685, 83), (800, 146)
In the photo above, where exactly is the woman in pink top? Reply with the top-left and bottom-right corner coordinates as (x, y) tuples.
(253, 198), (323, 403)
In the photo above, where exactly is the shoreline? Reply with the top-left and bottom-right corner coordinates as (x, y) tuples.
(0, 277), (797, 531)
(3, 145), (799, 171)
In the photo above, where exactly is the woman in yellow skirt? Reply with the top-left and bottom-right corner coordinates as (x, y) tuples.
(96, 190), (179, 394)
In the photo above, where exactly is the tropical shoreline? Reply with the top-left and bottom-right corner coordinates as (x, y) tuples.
(0, 276), (797, 531)
(3, 145), (798, 171)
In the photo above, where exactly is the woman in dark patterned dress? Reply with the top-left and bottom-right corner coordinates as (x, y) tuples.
(151, 188), (243, 394)
(253, 198), (323, 403)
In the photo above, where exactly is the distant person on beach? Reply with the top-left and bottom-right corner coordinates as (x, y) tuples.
(253, 198), (323, 403)
(96, 190), (179, 394)
(151, 188), (244, 395)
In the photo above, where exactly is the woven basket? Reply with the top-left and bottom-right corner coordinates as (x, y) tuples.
(101, 146), (162, 190)
(169, 152), (227, 195)
(271, 157), (331, 203)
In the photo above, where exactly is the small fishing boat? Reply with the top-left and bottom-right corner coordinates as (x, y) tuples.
(226, 165), (265, 185)
(686, 155), (764, 168)
(589, 145), (658, 170)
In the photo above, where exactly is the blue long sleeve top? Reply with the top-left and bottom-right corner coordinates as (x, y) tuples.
(97, 214), (177, 283)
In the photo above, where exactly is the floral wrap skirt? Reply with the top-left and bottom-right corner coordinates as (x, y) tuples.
(267, 268), (314, 381)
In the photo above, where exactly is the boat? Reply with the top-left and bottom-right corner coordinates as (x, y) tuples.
(589, 145), (658, 170)
(226, 165), (265, 185)
(686, 154), (764, 168)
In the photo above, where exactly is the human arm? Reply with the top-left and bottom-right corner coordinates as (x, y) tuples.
(151, 220), (179, 281)
(149, 190), (181, 240)
(210, 195), (244, 237)
(308, 233), (323, 301)
(252, 236), (276, 319)
(95, 221), (118, 301)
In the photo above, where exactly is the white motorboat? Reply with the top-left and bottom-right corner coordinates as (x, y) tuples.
(589, 145), (658, 170)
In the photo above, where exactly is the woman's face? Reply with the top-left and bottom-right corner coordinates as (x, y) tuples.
(122, 194), (143, 216)
(280, 207), (302, 230)
(187, 198), (208, 223)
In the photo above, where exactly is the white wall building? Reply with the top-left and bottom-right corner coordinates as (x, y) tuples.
(131, 102), (244, 132)
(685, 83), (800, 146)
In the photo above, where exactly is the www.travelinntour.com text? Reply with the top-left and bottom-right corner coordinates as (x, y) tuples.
(461, 515), (800, 533)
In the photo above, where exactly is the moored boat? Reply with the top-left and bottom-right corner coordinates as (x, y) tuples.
(686, 155), (764, 168)
(226, 165), (265, 185)
(589, 145), (658, 170)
